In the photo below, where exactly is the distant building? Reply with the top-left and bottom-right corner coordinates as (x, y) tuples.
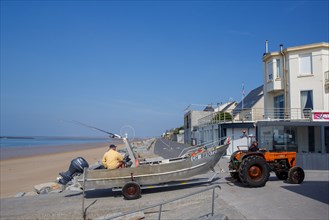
(195, 87), (264, 155)
(184, 105), (214, 145)
(176, 130), (184, 144)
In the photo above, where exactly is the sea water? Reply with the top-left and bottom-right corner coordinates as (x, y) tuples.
(0, 136), (113, 148)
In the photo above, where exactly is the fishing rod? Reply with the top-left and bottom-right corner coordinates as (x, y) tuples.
(70, 120), (122, 139)
(70, 121), (137, 167)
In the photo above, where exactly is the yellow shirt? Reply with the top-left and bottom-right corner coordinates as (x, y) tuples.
(102, 149), (124, 169)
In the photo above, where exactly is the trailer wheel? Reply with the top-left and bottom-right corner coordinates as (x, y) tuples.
(275, 171), (288, 180)
(122, 182), (141, 200)
(239, 156), (269, 187)
(288, 167), (305, 184)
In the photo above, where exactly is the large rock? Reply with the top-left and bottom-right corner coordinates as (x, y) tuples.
(64, 176), (83, 192)
(24, 191), (39, 197)
(65, 182), (83, 192)
(15, 192), (25, 197)
(34, 182), (63, 194)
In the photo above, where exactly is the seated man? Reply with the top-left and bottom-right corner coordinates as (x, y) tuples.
(102, 144), (124, 169)
(248, 141), (259, 152)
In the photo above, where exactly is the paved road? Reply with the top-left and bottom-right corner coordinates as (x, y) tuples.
(216, 159), (329, 220)
(147, 138), (329, 220)
(154, 138), (191, 159)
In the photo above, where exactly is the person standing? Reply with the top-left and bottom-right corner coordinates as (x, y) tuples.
(248, 141), (259, 152)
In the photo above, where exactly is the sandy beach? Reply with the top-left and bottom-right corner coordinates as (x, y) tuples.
(0, 142), (124, 198)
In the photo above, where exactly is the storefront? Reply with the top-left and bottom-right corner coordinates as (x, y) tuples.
(257, 121), (328, 153)
(257, 114), (329, 170)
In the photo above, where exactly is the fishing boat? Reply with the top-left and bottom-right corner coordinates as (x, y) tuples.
(57, 122), (230, 199)
(77, 137), (229, 199)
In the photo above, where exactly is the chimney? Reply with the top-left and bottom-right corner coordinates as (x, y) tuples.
(280, 44), (284, 53)
(265, 40), (269, 54)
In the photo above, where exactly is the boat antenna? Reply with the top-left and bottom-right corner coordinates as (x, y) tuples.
(71, 120), (122, 139)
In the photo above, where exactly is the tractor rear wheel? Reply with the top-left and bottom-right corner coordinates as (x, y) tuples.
(288, 167), (305, 184)
(122, 182), (141, 200)
(239, 156), (269, 187)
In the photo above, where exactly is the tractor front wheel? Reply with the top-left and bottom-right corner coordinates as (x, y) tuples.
(288, 167), (305, 184)
(239, 156), (269, 187)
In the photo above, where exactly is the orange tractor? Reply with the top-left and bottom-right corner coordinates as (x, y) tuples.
(229, 148), (305, 187)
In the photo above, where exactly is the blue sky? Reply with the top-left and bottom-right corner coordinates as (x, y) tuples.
(1, 0), (328, 137)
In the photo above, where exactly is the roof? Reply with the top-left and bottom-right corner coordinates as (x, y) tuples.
(203, 105), (214, 112)
(221, 101), (237, 112)
(233, 85), (263, 115)
(263, 42), (329, 62)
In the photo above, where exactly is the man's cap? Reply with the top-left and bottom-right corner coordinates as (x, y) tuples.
(109, 144), (117, 148)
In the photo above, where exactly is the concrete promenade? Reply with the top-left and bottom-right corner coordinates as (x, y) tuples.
(0, 138), (328, 219)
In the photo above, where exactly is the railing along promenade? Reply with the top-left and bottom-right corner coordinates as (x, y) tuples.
(198, 108), (313, 126)
(88, 184), (221, 220)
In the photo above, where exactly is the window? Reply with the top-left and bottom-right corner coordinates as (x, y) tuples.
(260, 126), (297, 151)
(300, 90), (313, 118)
(274, 95), (284, 119)
(267, 61), (273, 81)
(299, 53), (313, 75)
(275, 59), (282, 78)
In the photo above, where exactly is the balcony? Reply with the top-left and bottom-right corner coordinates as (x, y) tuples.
(197, 108), (312, 126)
(265, 78), (284, 93)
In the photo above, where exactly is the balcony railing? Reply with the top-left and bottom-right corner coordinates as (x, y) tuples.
(198, 108), (313, 126)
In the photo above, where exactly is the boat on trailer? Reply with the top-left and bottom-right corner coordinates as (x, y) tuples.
(57, 122), (230, 199)
(76, 137), (230, 199)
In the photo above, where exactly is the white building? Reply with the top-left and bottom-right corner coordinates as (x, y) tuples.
(184, 105), (214, 145)
(259, 42), (329, 169)
(185, 42), (328, 169)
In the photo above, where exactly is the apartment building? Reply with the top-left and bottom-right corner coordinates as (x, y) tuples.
(183, 42), (328, 169)
(261, 42), (328, 151)
(260, 42), (329, 169)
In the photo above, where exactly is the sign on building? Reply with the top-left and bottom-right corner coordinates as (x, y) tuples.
(312, 111), (329, 121)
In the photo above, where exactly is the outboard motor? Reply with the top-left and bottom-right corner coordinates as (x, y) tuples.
(58, 157), (89, 185)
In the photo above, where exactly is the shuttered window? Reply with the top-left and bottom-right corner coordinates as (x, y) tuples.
(299, 53), (313, 75)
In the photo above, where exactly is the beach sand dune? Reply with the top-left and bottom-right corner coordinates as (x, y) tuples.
(0, 142), (118, 198)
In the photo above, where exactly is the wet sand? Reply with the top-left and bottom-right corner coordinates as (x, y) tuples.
(0, 142), (125, 198)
